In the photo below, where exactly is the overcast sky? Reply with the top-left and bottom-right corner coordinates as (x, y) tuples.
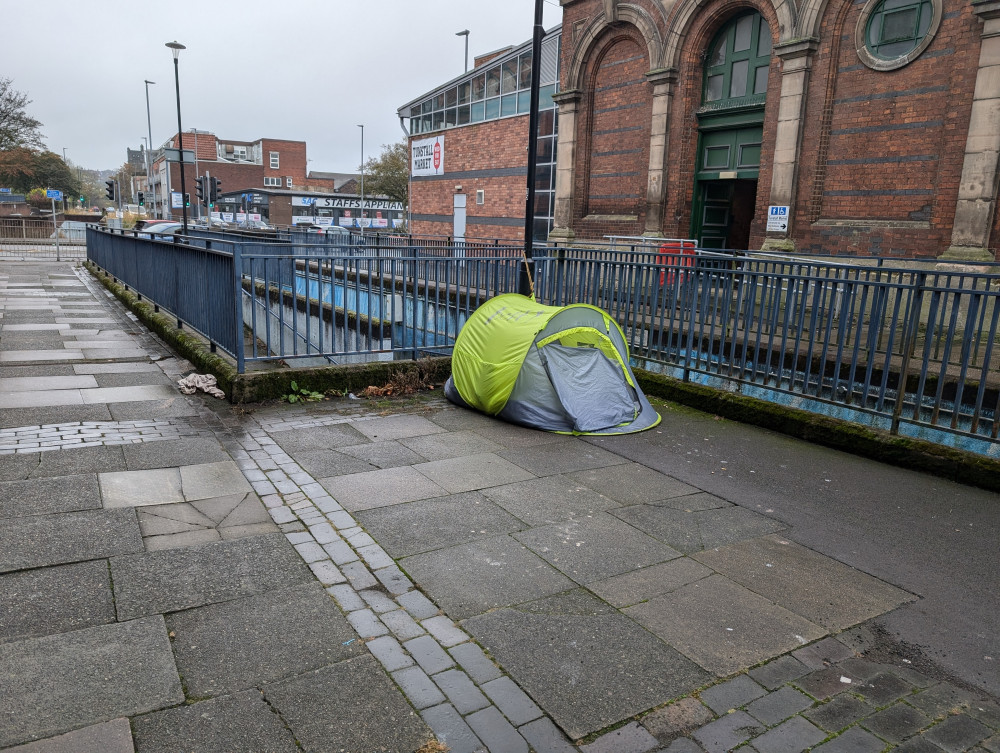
(4, 0), (562, 173)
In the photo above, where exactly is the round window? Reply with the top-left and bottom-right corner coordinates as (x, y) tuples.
(855, 0), (940, 71)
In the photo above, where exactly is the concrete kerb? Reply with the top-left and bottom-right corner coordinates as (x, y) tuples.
(81, 261), (1000, 492)
(83, 261), (452, 405)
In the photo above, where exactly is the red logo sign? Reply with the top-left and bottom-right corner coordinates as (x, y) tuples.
(433, 140), (441, 171)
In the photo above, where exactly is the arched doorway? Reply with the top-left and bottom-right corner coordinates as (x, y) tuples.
(691, 11), (771, 249)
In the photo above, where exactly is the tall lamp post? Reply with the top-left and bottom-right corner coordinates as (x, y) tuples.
(357, 124), (365, 236)
(456, 29), (470, 72)
(165, 41), (188, 234)
(520, 0), (545, 297)
(144, 80), (157, 218)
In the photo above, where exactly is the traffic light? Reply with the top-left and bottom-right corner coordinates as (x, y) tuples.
(184, 193), (190, 208)
(105, 179), (116, 202)
(195, 176), (206, 206)
(209, 177), (221, 206)
(137, 191), (144, 207)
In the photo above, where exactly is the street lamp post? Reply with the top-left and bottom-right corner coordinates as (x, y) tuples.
(520, 0), (545, 297)
(456, 30), (470, 72)
(144, 80), (157, 218)
(357, 124), (364, 236)
(165, 41), (188, 234)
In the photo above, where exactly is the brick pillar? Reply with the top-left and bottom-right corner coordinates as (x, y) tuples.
(761, 39), (818, 253)
(550, 89), (582, 244)
(643, 68), (678, 236)
(943, 0), (1000, 261)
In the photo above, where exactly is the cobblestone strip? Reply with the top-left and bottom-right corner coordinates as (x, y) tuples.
(226, 423), (580, 753)
(0, 417), (217, 454)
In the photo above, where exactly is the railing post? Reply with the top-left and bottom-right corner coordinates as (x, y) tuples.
(233, 241), (246, 374)
(891, 272), (927, 435)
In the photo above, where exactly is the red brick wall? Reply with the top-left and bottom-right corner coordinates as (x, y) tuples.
(409, 116), (530, 242)
(262, 139), (307, 186)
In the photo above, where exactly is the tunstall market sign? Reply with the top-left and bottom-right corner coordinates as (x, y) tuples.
(411, 136), (444, 177)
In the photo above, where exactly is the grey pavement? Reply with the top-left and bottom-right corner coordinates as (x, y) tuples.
(0, 259), (998, 753)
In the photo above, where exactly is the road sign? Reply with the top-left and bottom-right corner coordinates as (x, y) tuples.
(46, 189), (63, 200)
(171, 191), (184, 209)
(767, 205), (789, 232)
(162, 148), (196, 164)
(0, 187), (11, 193)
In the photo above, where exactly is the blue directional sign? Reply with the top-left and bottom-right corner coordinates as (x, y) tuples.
(46, 189), (63, 200)
(0, 187), (11, 194)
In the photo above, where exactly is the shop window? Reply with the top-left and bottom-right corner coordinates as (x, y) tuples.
(857, 0), (939, 70)
(702, 12), (771, 106)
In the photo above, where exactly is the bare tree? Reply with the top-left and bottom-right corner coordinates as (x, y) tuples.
(0, 78), (45, 151)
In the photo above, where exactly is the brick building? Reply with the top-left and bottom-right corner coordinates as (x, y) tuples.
(400, 0), (1000, 259)
(148, 131), (359, 223)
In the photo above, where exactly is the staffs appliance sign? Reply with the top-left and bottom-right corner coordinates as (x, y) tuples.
(411, 136), (444, 177)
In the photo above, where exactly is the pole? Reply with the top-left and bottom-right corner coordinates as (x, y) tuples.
(50, 196), (60, 262)
(456, 30), (470, 73)
(358, 124), (365, 237)
(144, 81), (157, 218)
(167, 43), (189, 234)
(520, 0), (545, 297)
(193, 130), (201, 220)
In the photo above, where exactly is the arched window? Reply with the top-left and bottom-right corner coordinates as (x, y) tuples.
(702, 12), (772, 107)
(856, 0), (940, 70)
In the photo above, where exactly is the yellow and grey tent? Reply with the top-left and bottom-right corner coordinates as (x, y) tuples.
(444, 294), (661, 435)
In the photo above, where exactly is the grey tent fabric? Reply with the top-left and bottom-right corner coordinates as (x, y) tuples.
(541, 344), (637, 432)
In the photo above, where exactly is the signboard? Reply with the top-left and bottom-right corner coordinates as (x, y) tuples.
(46, 189), (63, 200)
(0, 187), (11, 193)
(171, 191), (183, 209)
(293, 196), (403, 211)
(222, 213), (234, 222)
(767, 206), (789, 232)
(162, 148), (196, 164)
(411, 136), (444, 176)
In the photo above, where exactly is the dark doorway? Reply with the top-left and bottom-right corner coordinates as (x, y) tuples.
(692, 179), (758, 249)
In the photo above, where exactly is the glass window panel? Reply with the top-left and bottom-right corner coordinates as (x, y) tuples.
(486, 67), (501, 97)
(704, 207), (729, 225)
(730, 60), (749, 97)
(471, 74), (486, 101)
(705, 183), (731, 200)
(445, 88), (457, 107)
(421, 100), (432, 114)
(734, 15), (753, 52)
(501, 93), (517, 116)
(470, 101), (486, 122)
(458, 82), (471, 104)
(535, 165), (552, 191)
(538, 109), (555, 136)
(410, 105), (421, 118)
(533, 217), (550, 241)
(534, 192), (550, 215)
(709, 37), (726, 66)
(410, 119), (419, 135)
(536, 136), (553, 163)
(868, 17), (882, 46)
(502, 60), (518, 93)
(704, 145), (730, 169)
(485, 97), (500, 119)
(519, 53), (533, 89)
(539, 84), (555, 110)
(754, 65), (769, 94)
(878, 39), (916, 56)
(433, 111), (444, 130)
(738, 143), (762, 167)
(421, 114), (432, 132)
(884, 0), (911, 10)
(444, 108), (457, 127)
(918, 3), (932, 34)
(757, 21), (772, 55)
(517, 90), (531, 113)
(882, 8), (917, 40)
(706, 75), (724, 101)
(458, 105), (471, 125)
(433, 93), (445, 110)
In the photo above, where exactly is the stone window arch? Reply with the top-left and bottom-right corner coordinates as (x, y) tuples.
(855, 0), (941, 71)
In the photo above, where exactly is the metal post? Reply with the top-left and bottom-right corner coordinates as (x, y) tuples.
(166, 41), (188, 235)
(520, 0), (545, 297)
(144, 80), (157, 218)
(456, 30), (470, 73)
(358, 124), (365, 237)
(50, 196), (60, 261)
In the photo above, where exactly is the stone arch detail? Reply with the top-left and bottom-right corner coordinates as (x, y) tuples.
(566, 4), (665, 91)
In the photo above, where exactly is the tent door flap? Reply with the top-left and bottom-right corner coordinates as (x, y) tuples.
(539, 342), (637, 432)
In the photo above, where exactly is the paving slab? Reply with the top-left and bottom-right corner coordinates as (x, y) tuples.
(91, 371), (174, 388)
(0, 375), (98, 392)
(641, 697), (715, 745)
(586, 557), (713, 608)
(355, 490), (526, 557)
(166, 583), (363, 697)
(0, 718), (134, 753)
(0, 508), (143, 573)
(73, 362), (162, 374)
(290, 448), (376, 478)
(465, 607), (710, 740)
(319, 465), (449, 512)
(0, 452), (48, 482)
(700, 675), (767, 714)
(110, 533), (314, 620)
(481, 474), (622, 526)
(568, 462), (701, 504)
(108, 398), (200, 420)
(413, 452), (537, 493)
(263, 655), (432, 752)
(514, 513), (682, 583)
(99, 467), (184, 508)
(691, 710), (765, 753)
(351, 412), (446, 441)
(515, 588), (617, 616)
(0, 560), (115, 644)
(30, 443), (127, 477)
(131, 690), (298, 753)
(0, 389), (84, 409)
(122, 436), (229, 470)
(0, 404), (114, 430)
(269, 422), (372, 453)
(400, 535), (575, 619)
(336, 439), (428, 468)
(613, 504), (786, 553)
(624, 574), (826, 676)
(499, 438), (629, 476)
(0, 473), (102, 518)
(179, 460), (253, 501)
(0, 616), (183, 748)
(399, 428), (505, 460)
(693, 535), (915, 631)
